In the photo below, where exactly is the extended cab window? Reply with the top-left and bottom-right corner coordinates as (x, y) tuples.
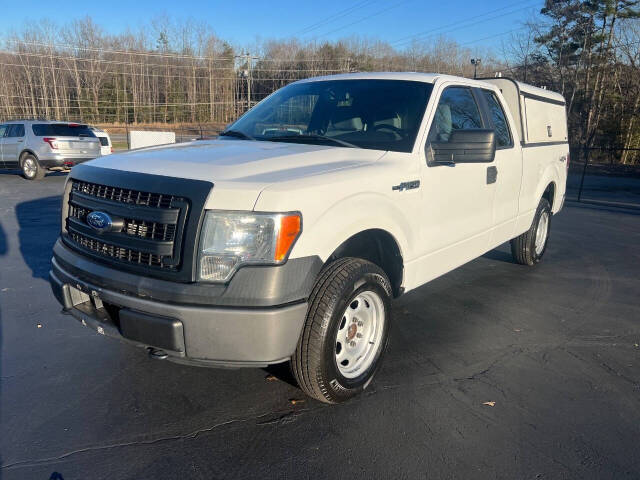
(481, 90), (512, 147)
(0, 124), (7, 137)
(427, 87), (483, 143)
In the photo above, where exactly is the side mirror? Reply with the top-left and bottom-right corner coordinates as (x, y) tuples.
(427, 129), (496, 166)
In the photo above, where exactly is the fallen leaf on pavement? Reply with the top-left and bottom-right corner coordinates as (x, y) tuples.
(265, 374), (277, 382)
(483, 401), (496, 407)
(289, 399), (305, 405)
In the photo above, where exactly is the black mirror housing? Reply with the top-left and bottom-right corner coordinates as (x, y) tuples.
(428, 129), (496, 165)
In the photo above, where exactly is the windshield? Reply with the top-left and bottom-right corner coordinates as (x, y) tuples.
(226, 79), (433, 153)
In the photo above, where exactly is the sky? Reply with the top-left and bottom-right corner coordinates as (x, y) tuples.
(0, 0), (542, 52)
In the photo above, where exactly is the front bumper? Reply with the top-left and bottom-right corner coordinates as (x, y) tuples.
(50, 242), (320, 367)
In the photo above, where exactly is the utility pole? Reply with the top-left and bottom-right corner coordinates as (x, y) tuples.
(471, 58), (481, 79)
(246, 52), (252, 109)
(236, 52), (259, 111)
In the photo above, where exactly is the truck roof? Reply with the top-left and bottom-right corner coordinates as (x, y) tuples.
(296, 72), (565, 104)
(492, 78), (565, 105)
(297, 71), (486, 86)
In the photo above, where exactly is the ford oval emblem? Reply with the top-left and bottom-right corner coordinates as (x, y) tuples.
(86, 211), (112, 232)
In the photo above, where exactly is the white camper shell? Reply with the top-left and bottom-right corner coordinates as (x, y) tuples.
(481, 78), (568, 146)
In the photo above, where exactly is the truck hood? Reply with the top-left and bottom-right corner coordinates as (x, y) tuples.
(84, 139), (386, 210)
(86, 139), (384, 184)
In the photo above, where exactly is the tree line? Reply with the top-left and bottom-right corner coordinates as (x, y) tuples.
(504, 0), (639, 163)
(0, 1), (639, 163)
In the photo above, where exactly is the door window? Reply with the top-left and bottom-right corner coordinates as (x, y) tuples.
(428, 87), (483, 143)
(0, 124), (7, 137)
(481, 90), (512, 147)
(7, 124), (25, 137)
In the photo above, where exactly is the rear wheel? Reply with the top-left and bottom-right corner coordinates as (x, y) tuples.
(291, 258), (392, 404)
(510, 197), (551, 265)
(21, 154), (45, 180)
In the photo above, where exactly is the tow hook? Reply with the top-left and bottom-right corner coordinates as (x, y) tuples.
(148, 347), (168, 360)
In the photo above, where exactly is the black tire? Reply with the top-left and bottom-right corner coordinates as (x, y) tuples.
(292, 257), (392, 404)
(510, 197), (551, 266)
(21, 154), (45, 180)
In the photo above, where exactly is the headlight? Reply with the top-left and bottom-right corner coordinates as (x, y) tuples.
(198, 211), (301, 282)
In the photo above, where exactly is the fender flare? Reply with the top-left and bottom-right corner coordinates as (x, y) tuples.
(534, 164), (560, 211)
(292, 192), (413, 262)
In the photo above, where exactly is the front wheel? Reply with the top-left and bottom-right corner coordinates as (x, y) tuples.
(21, 154), (45, 180)
(291, 258), (392, 404)
(510, 197), (551, 266)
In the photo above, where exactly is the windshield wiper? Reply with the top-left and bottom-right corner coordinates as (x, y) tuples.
(219, 129), (256, 141)
(265, 134), (360, 149)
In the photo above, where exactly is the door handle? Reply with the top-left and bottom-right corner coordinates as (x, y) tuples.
(486, 166), (497, 184)
(17, 139), (24, 143)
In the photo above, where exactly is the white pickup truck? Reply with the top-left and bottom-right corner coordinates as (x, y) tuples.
(50, 73), (568, 403)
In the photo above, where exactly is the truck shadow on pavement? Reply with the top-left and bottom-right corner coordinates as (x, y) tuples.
(0, 222), (7, 257)
(15, 196), (61, 280)
(481, 248), (514, 263)
(263, 362), (298, 387)
(0, 170), (67, 179)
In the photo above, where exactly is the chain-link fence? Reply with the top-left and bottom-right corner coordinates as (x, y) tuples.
(102, 131), (640, 209)
(93, 123), (226, 152)
(567, 147), (640, 208)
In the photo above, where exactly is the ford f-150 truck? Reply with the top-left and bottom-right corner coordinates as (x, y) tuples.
(49, 73), (568, 403)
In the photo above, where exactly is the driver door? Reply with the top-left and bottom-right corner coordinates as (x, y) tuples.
(416, 85), (497, 282)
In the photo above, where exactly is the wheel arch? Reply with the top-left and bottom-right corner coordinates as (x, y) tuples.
(542, 181), (556, 210)
(19, 149), (39, 164)
(534, 162), (560, 213)
(326, 228), (404, 298)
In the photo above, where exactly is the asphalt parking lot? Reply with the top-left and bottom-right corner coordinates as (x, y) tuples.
(1, 172), (639, 480)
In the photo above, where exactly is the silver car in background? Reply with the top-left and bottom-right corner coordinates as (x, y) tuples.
(0, 120), (101, 180)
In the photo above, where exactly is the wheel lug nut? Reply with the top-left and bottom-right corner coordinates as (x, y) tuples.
(357, 321), (363, 327)
(356, 333), (363, 338)
(350, 341), (356, 347)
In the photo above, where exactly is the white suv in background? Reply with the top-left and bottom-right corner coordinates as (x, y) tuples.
(89, 126), (113, 156)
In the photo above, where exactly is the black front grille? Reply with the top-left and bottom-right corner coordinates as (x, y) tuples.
(124, 219), (176, 241)
(72, 180), (175, 208)
(70, 232), (165, 267)
(65, 179), (188, 271)
(69, 204), (177, 242)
